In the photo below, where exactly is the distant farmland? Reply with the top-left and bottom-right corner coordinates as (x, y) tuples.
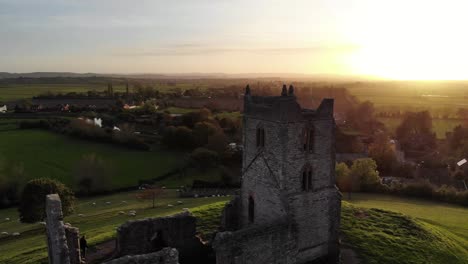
(378, 117), (463, 139)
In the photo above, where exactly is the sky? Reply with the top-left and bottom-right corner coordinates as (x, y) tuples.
(1, 0), (468, 80)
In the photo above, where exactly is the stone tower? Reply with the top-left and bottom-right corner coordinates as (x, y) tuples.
(215, 84), (341, 264)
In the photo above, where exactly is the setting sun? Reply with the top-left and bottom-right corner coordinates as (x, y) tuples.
(344, 0), (468, 80)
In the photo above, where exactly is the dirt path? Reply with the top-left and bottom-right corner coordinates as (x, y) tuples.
(84, 239), (116, 264)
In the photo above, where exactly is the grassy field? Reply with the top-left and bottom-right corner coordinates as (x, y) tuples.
(342, 202), (467, 264)
(0, 129), (224, 189)
(344, 193), (468, 263)
(160, 106), (241, 120)
(344, 193), (468, 243)
(0, 192), (466, 263)
(0, 82), (209, 101)
(0, 190), (230, 263)
(0, 84), (127, 101)
(378, 117), (463, 139)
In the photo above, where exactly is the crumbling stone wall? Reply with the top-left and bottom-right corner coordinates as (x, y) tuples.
(103, 247), (179, 264)
(116, 212), (210, 263)
(65, 225), (81, 264)
(45, 194), (82, 264)
(220, 196), (240, 231)
(213, 221), (297, 264)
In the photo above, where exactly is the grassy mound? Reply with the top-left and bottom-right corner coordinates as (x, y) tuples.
(341, 201), (468, 264)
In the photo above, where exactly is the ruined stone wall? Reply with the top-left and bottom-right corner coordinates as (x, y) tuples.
(213, 222), (297, 264)
(45, 194), (71, 264)
(220, 196), (241, 231)
(64, 225), (81, 264)
(116, 212), (196, 256)
(104, 247), (179, 264)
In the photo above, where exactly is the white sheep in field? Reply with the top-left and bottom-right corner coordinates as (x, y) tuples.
(78, 214), (85, 217)
(5, 218), (10, 221)
(167, 204), (173, 207)
(1, 232), (8, 236)
(177, 201), (183, 204)
(12, 232), (20, 236)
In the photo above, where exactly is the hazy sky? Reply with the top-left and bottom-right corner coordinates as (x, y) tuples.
(1, 0), (468, 79)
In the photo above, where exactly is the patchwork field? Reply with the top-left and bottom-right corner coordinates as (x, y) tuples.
(0, 129), (224, 190)
(378, 117), (463, 139)
(0, 82), (208, 101)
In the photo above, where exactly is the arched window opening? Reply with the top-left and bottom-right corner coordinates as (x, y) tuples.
(256, 127), (265, 148)
(302, 127), (314, 152)
(248, 196), (255, 223)
(301, 166), (313, 191)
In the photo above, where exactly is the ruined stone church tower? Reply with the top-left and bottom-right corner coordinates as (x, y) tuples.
(214, 85), (341, 264)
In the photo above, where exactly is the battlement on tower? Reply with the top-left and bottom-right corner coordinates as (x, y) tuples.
(243, 84), (334, 122)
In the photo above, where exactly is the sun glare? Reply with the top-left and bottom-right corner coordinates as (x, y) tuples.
(345, 0), (468, 80)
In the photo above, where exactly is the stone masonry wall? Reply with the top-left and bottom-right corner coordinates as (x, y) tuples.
(104, 247), (179, 264)
(213, 221), (297, 264)
(64, 225), (81, 264)
(45, 194), (71, 264)
(220, 195), (241, 231)
(116, 212), (210, 263)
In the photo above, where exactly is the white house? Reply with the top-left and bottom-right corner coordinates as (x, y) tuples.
(93, 118), (102, 127)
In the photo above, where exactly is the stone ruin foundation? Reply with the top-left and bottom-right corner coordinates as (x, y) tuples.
(103, 247), (179, 264)
(115, 212), (213, 263)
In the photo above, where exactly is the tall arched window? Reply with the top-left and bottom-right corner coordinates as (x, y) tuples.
(248, 196), (255, 223)
(302, 126), (314, 152)
(256, 126), (265, 148)
(301, 166), (313, 191)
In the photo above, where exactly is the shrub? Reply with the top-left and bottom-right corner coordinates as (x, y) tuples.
(18, 178), (75, 223)
(190, 148), (219, 171)
(399, 181), (434, 198)
(72, 153), (112, 195)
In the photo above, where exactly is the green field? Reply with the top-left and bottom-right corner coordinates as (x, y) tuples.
(0, 84), (127, 101)
(0, 82), (209, 101)
(0, 129), (224, 189)
(378, 117), (463, 139)
(0, 192), (466, 263)
(0, 190), (230, 263)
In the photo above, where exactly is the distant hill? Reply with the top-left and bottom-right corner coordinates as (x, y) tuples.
(0, 72), (368, 81)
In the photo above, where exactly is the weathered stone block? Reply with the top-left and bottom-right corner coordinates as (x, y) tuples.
(103, 247), (179, 264)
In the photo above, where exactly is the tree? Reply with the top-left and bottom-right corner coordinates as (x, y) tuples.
(136, 186), (164, 208)
(72, 153), (112, 195)
(162, 126), (195, 149)
(396, 111), (436, 152)
(349, 158), (381, 192)
(190, 148), (219, 171)
(336, 162), (353, 198)
(19, 178), (75, 223)
(193, 121), (220, 147)
(368, 133), (397, 174)
(0, 157), (26, 207)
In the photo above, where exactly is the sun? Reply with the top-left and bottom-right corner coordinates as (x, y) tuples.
(344, 0), (468, 80)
